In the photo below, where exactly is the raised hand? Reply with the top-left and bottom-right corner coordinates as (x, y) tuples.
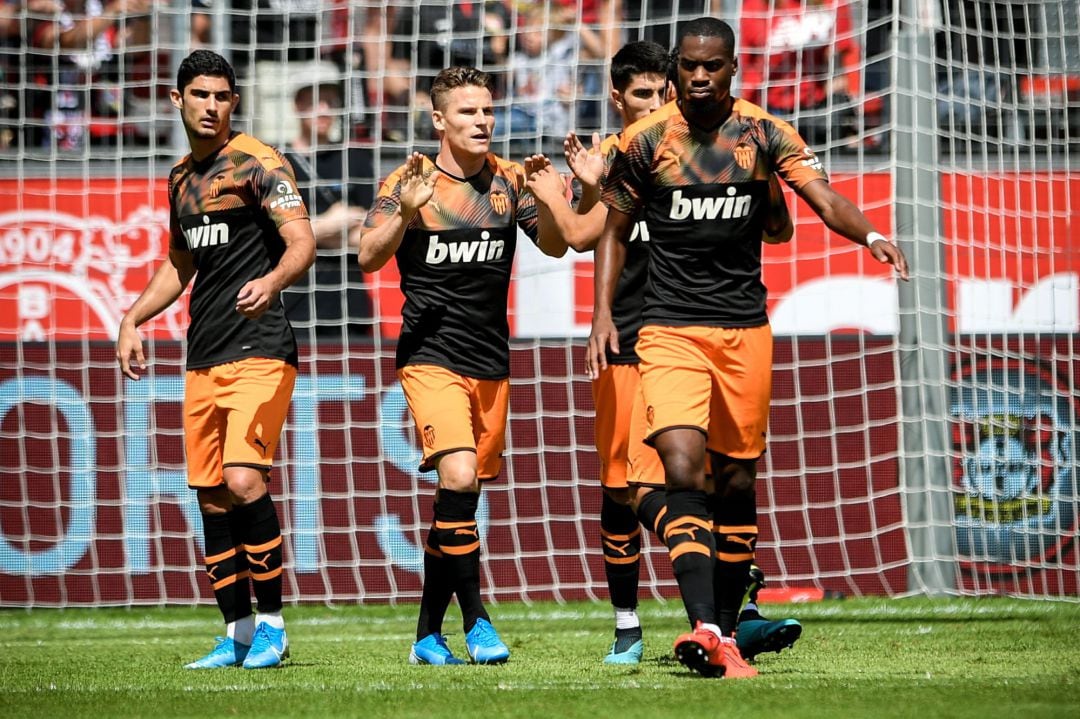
(399, 152), (436, 217)
(524, 154), (568, 206)
(564, 131), (604, 191)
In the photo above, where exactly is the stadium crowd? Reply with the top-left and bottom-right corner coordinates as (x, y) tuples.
(0, 1), (905, 156)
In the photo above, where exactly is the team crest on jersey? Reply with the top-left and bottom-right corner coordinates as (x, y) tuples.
(423, 424), (436, 449)
(490, 189), (509, 215)
(734, 144), (755, 171)
(209, 174), (225, 199)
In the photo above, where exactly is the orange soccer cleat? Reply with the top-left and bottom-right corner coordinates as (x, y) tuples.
(673, 621), (758, 678)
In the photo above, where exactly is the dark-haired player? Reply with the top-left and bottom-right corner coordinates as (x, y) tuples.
(530, 40), (801, 667)
(116, 50), (316, 670)
(359, 66), (566, 666)
(586, 17), (908, 678)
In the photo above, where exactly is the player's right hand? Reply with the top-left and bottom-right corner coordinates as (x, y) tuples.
(399, 152), (436, 217)
(524, 154), (568, 205)
(116, 322), (146, 381)
(585, 315), (619, 380)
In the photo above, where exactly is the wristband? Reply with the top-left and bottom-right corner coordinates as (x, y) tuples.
(865, 231), (888, 247)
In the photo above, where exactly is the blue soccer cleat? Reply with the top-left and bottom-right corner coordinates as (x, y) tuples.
(242, 623), (290, 669)
(603, 628), (644, 665)
(464, 618), (510, 664)
(409, 633), (466, 665)
(735, 616), (802, 661)
(184, 636), (250, 669)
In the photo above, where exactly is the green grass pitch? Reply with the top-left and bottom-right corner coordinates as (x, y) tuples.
(2, 597), (1078, 719)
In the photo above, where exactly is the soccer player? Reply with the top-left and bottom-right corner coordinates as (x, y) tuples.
(528, 40), (670, 666)
(529, 41), (801, 666)
(358, 66), (566, 666)
(115, 50), (316, 670)
(586, 18), (908, 678)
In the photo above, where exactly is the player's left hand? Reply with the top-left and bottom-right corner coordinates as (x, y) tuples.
(564, 131), (604, 190)
(870, 239), (910, 281)
(235, 277), (277, 319)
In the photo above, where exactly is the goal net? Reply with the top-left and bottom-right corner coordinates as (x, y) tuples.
(0, 0), (1077, 607)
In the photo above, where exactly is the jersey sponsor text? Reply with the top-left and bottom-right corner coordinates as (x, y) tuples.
(185, 218), (230, 249)
(425, 230), (506, 264)
(668, 187), (752, 221)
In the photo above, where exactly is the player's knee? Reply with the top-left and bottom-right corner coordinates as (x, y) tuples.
(222, 466), (269, 505)
(711, 454), (757, 496)
(435, 451), (479, 492)
(660, 453), (704, 491)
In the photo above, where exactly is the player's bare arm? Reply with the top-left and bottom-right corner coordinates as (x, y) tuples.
(564, 131), (605, 213)
(116, 247), (196, 380)
(585, 207), (634, 379)
(524, 154), (579, 257)
(762, 173), (794, 245)
(236, 217), (316, 320)
(358, 152), (435, 272)
(523, 158), (570, 260)
(796, 178), (910, 280)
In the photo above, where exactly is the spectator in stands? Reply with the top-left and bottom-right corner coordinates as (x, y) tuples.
(229, 1), (356, 145)
(739, 0), (862, 147)
(25, 0), (153, 151)
(279, 62), (376, 343)
(384, 1), (511, 142)
(553, 0), (623, 129)
(621, 0), (706, 49)
(501, 4), (578, 149)
(0, 2), (63, 150)
(190, 0), (210, 46)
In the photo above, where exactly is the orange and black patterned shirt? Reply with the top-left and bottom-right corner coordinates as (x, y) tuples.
(603, 99), (827, 328)
(599, 132), (650, 365)
(168, 132), (309, 370)
(364, 154), (541, 379)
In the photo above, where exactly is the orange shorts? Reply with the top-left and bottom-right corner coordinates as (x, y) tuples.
(183, 358), (297, 489)
(398, 364), (509, 480)
(637, 324), (773, 459)
(593, 363), (664, 489)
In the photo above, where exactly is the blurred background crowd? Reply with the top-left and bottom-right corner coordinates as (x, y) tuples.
(0, 1), (1074, 162)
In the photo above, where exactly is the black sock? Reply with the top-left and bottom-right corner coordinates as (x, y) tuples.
(432, 489), (488, 633)
(712, 490), (757, 636)
(601, 492), (641, 611)
(201, 511), (252, 624)
(663, 489), (716, 627)
(416, 519), (455, 640)
(233, 493), (284, 614)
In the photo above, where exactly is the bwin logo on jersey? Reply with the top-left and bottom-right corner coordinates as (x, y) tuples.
(425, 230), (505, 264)
(185, 216), (230, 249)
(669, 187), (751, 221)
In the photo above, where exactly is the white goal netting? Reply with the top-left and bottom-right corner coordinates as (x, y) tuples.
(0, 0), (1077, 607)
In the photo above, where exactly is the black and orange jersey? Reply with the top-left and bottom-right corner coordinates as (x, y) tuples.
(364, 154), (541, 379)
(599, 133), (649, 365)
(602, 99), (827, 328)
(168, 132), (310, 370)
